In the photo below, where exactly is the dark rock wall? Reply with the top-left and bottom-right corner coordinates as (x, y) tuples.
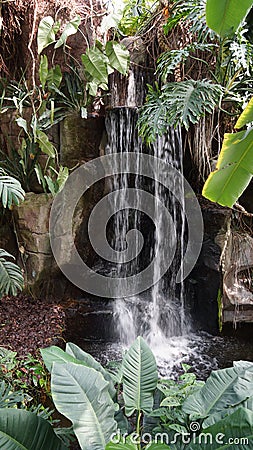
(186, 199), (231, 334)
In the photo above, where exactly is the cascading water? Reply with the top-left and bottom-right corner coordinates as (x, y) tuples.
(105, 106), (191, 357)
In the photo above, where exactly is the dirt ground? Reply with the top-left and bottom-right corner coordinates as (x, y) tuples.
(0, 294), (66, 356)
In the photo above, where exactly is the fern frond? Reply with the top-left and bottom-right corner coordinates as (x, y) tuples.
(0, 249), (24, 297)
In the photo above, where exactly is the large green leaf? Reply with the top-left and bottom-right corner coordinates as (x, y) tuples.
(162, 80), (222, 130)
(122, 336), (158, 417)
(206, 0), (253, 37)
(0, 170), (24, 208)
(65, 342), (115, 397)
(40, 345), (85, 372)
(81, 47), (109, 85)
(39, 55), (48, 90)
(41, 344), (115, 398)
(55, 16), (81, 49)
(37, 16), (56, 54)
(47, 65), (62, 89)
(146, 445), (171, 450)
(0, 249), (24, 297)
(105, 41), (129, 75)
(106, 439), (138, 450)
(182, 363), (253, 421)
(36, 129), (56, 158)
(202, 127), (253, 207)
(235, 97), (253, 129)
(0, 408), (66, 449)
(51, 363), (117, 450)
(188, 407), (253, 449)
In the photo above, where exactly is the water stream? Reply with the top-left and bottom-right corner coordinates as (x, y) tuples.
(104, 105), (191, 362)
(63, 71), (253, 379)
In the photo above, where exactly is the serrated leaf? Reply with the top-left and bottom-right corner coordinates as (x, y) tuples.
(0, 170), (25, 208)
(57, 166), (69, 192)
(0, 249), (24, 297)
(138, 80), (223, 143)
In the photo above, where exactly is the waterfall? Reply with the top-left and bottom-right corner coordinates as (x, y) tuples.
(105, 107), (190, 352)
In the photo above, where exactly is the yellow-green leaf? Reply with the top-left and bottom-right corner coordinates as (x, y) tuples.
(235, 97), (253, 129)
(202, 127), (253, 207)
(81, 47), (109, 85)
(39, 55), (48, 90)
(206, 0), (253, 37)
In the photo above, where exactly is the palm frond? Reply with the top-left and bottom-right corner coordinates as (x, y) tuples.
(0, 249), (24, 297)
(138, 80), (223, 143)
(0, 169), (25, 208)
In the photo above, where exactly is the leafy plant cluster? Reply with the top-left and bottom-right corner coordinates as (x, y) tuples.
(138, 0), (253, 143)
(202, 0), (253, 208)
(1, 337), (253, 449)
(0, 346), (74, 448)
(0, 13), (130, 195)
(117, 0), (159, 37)
(0, 169), (24, 297)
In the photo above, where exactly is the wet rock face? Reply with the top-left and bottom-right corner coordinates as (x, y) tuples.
(186, 238), (221, 334)
(186, 199), (232, 334)
(63, 298), (116, 344)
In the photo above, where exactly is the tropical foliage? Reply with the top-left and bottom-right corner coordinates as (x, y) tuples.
(0, 13), (130, 195)
(202, 100), (253, 207)
(138, 0), (253, 150)
(203, 0), (253, 206)
(0, 338), (253, 449)
(138, 80), (223, 143)
(0, 171), (24, 297)
(38, 338), (253, 450)
(0, 347), (74, 448)
(206, 0), (253, 37)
